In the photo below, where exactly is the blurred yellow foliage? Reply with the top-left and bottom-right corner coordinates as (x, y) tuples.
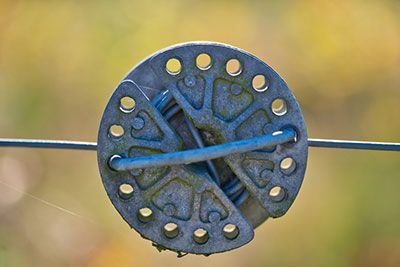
(0, 1), (399, 267)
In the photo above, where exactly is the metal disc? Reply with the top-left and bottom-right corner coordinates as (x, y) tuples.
(97, 42), (308, 255)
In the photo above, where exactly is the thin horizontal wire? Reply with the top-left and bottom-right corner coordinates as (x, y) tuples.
(308, 138), (400, 151)
(0, 137), (399, 152)
(0, 138), (97, 150)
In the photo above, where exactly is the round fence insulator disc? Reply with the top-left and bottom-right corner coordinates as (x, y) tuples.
(97, 42), (308, 255)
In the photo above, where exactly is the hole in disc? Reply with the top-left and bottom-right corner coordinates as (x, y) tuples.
(269, 186), (285, 202)
(193, 228), (209, 244)
(252, 74), (268, 92)
(138, 207), (153, 223)
(166, 58), (182, 75)
(226, 59), (242, 76)
(109, 125), (124, 138)
(120, 96), (136, 113)
(108, 155), (121, 171)
(119, 183), (134, 199)
(196, 53), (212, 70)
(280, 157), (296, 175)
(163, 223), (179, 238)
(223, 224), (239, 239)
(271, 98), (287, 116)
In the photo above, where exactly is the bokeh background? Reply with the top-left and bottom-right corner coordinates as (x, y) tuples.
(0, 1), (400, 266)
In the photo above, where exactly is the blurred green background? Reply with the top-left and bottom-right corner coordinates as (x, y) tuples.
(0, 1), (399, 266)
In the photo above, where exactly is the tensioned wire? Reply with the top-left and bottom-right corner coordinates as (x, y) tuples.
(1, 137), (399, 151)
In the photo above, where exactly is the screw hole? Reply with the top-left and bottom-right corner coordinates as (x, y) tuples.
(196, 53), (212, 70)
(109, 125), (124, 138)
(163, 223), (179, 238)
(223, 224), (239, 240)
(252, 75), (269, 92)
(119, 183), (134, 199)
(166, 58), (182, 75)
(120, 96), (136, 113)
(193, 228), (209, 244)
(269, 186), (285, 202)
(271, 98), (287, 116)
(226, 59), (242, 76)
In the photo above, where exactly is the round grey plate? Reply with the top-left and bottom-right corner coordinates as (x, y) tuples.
(97, 42), (308, 255)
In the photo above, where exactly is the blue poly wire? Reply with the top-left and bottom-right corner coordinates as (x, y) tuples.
(110, 128), (297, 171)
